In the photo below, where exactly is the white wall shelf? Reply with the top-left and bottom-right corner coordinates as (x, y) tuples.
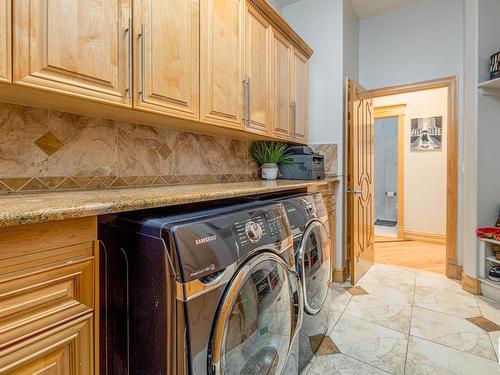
(478, 77), (500, 96)
(478, 237), (500, 300)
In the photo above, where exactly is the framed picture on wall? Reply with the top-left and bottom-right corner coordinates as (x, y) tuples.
(410, 116), (442, 151)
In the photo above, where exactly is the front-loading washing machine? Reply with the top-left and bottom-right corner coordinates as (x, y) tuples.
(272, 193), (332, 372)
(99, 199), (303, 375)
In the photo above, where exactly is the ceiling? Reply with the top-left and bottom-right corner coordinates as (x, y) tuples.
(276, 0), (422, 20)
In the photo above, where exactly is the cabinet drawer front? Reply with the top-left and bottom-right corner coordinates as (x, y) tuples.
(0, 314), (94, 375)
(0, 259), (94, 348)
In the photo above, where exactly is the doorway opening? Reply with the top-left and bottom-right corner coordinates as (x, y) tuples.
(346, 76), (459, 284)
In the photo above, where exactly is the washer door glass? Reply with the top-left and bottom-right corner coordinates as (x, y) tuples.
(210, 254), (295, 375)
(300, 221), (331, 314)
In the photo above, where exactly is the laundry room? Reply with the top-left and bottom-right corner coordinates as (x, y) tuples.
(0, 0), (499, 374)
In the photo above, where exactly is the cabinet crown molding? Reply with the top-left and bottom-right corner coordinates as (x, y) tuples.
(249, 0), (313, 58)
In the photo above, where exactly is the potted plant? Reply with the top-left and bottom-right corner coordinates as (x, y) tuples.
(250, 142), (292, 180)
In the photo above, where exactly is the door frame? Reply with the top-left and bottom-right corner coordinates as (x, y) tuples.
(373, 104), (406, 240)
(360, 76), (460, 279)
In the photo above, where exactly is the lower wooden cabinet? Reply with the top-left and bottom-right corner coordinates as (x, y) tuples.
(0, 218), (98, 375)
(0, 314), (94, 375)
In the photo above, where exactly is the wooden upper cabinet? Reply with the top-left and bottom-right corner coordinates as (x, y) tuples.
(200, 0), (245, 129)
(0, 0), (10, 83)
(244, 4), (272, 135)
(292, 48), (308, 142)
(134, 0), (199, 120)
(13, 0), (131, 106)
(271, 29), (292, 139)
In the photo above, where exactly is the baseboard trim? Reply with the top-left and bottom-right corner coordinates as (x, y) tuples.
(446, 260), (462, 280)
(403, 230), (446, 245)
(462, 273), (481, 295)
(333, 266), (348, 283)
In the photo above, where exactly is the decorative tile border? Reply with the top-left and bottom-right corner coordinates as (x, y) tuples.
(0, 173), (259, 194)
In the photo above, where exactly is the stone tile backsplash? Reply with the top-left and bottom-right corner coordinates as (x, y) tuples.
(0, 102), (338, 193)
(0, 103), (258, 192)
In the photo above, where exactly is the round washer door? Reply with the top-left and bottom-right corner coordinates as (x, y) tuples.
(298, 220), (331, 315)
(209, 252), (301, 375)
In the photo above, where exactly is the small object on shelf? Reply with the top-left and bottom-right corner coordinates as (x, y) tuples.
(493, 245), (500, 260)
(491, 51), (500, 80)
(488, 266), (500, 282)
(476, 227), (500, 241)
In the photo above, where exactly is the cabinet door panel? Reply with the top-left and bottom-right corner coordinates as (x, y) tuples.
(0, 315), (94, 375)
(271, 30), (292, 139)
(200, 0), (244, 129)
(0, 0), (10, 83)
(135, 0), (199, 119)
(244, 5), (271, 135)
(292, 49), (308, 142)
(13, 0), (131, 106)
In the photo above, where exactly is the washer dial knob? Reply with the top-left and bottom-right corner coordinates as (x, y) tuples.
(302, 199), (316, 216)
(245, 221), (263, 243)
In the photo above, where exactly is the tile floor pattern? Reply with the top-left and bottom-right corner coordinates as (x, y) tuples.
(303, 263), (500, 374)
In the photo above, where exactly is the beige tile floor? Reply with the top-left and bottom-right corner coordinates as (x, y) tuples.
(304, 263), (500, 374)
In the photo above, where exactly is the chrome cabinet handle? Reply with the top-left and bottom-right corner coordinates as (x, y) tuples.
(126, 18), (132, 99)
(247, 77), (251, 124)
(243, 77), (248, 124)
(291, 101), (296, 135)
(139, 24), (145, 101)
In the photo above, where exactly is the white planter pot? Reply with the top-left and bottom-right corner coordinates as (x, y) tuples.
(261, 163), (279, 180)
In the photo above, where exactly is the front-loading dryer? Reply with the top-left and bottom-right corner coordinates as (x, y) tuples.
(99, 200), (303, 375)
(273, 193), (332, 372)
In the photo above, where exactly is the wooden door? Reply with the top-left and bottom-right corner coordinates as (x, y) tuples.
(244, 5), (272, 135)
(347, 78), (375, 284)
(200, 0), (244, 129)
(0, 0), (10, 83)
(13, 0), (131, 106)
(292, 48), (308, 142)
(271, 29), (292, 139)
(134, 0), (199, 120)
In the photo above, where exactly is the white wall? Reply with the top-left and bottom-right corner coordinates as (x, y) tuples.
(281, 0), (358, 269)
(359, 0), (464, 262)
(359, 0), (464, 89)
(374, 88), (449, 236)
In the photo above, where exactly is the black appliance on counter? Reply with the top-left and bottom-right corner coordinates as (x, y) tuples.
(279, 146), (325, 180)
(98, 199), (303, 375)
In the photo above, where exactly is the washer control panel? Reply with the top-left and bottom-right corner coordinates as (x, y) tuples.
(245, 221), (263, 243)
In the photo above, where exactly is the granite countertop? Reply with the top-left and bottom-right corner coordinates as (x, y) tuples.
(0, 178), (339, 228)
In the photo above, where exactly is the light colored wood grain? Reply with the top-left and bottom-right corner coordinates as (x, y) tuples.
(403, 230), (446, 245)
(462, 273), (481, 295)
(291, 48), (308, 142)
(248, 0), (312, 58)
(244, 4), (272, 135)
(0, 313), (94, 374)
(134, 0), (199, 120)
(347, 78), (375, 284)
(0, 217), (97, 263)
(271, 29), (292, 139)
(13, 0), (131, 106)
(375, 240), (446, 274)
(200, 0), (245, 129)
(0, 258), (94, 348)
(374, 105), (406, 239)
(0, 0), (11, 84)
(362, 76), (459, 279)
